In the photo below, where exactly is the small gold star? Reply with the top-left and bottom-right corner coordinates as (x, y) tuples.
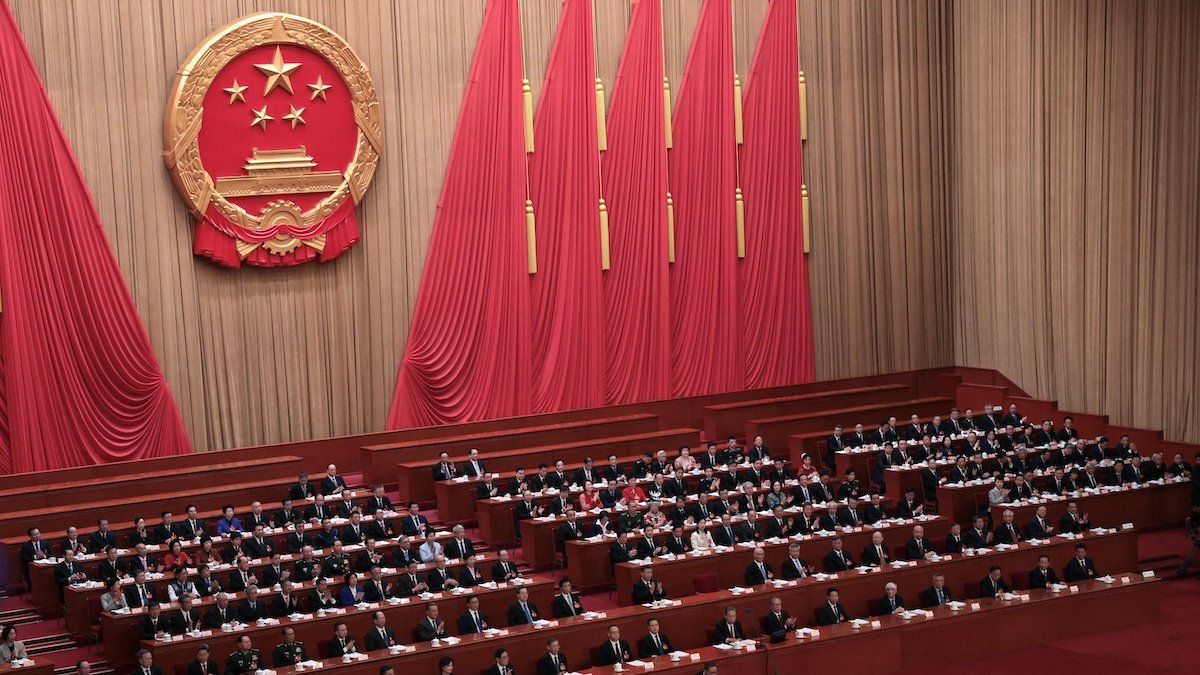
(254, 47), (301, 95)
(223, 79), (247, 104)
(250, 106), (273, 130)
(282, 105), (306, 129)
(308, 76), (332, 101)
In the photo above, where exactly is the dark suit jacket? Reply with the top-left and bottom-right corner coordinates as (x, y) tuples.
(761, 610), (792, 635)
(445, 538), (475, 560)
(921, 585), (952, 607)
(744, 561), (773, 585)
(979, 575), (1011, 597)
(596, 639), (633, 666)
(993, 522), (1022, 544)
(205, 604), (237, 628)
(905, 537), (933, 560)
(781, 557), (809, 579)
(271, 594), (303, 618)
(823, 549), (853, 572)
(363, 627), (396, 651)
(537, 652), (569, 675)
(124, 584), (156, 608)
(507, 601), (540, 625)
(551, 593), (584, 618)
(876, 595), (906, 614)
(861, 544), (890, 566)
(816, 602), (849, 626)
(414, 617), (447, 642)
(714, 620), (745, 643)
(327, 637), (355, 658)
(1028, 566), (1061, 589)
(638, 632), (674, 658)
(236, 600), (270, 623)
(187, 660), (221, 675)
(1064, 557), (1098, 582)
(632, 579), (664, 604)
(139, 614), (176, 638)
(457, 610), (490, 634)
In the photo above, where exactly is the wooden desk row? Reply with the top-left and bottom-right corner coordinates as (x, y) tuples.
(124, 574), (555, 672)
(136, 569), (1157, 675)
(567, 516), (951, 594)
(987, 479), (1192, 532)
(30, 509), (425, 620)
(616, 527), (1135, 610)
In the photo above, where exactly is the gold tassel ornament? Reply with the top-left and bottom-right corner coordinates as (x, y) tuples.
(663, 76), (673, 149)
(801, 184), (811, 254)
(598, 197), (611, 270)
(735, 188), (745, 258)
(799, 71), (808, 141)
(526, 199), (538, 273)
(595, 78), (608, 152)
(666, 192), (676, 263)
(734, 74), (744, 145)
(522, 78), (535, 154)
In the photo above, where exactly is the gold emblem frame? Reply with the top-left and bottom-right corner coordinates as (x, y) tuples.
(163, 13), (381, 239)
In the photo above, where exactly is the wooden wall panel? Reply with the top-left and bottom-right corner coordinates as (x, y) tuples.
(949, 0), (1200, 443)
(8, 0), (957, 451)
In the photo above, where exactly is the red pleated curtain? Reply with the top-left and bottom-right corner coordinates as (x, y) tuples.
(388, 0), (533, 427)
(668, 0), (743, 397)
(528, 0), (606, 413)
(600, 0), (672, 405)
(0, 0), (191, 472)
(740, 0), (815, 387)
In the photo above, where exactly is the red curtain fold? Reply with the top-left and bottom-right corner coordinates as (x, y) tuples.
(388, 0), (532, 428)
(0, 0), (191, 472)
(667, 0), (742, 397)
(528, 0), (605, 413)
(739, 0), (814, 387)
(600, 0), (672, 405)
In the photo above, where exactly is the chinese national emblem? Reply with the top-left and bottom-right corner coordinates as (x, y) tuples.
(163, 13), (382, 268)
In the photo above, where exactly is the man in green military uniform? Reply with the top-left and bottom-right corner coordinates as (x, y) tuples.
(272, 627), (309, 667)
(224, 635), (261, 675)
(321, 541), (351, 578)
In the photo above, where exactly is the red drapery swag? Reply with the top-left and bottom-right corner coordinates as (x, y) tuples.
(0, 0), (191, 472)
(528, 0), (606, 413)
(388, 0), (533, 428)
(600, 0), (672, 405)
(668, 0), (743, 397)
(739, 0), (815, 387)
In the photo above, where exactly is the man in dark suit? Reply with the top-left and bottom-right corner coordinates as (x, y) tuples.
(327, 623), (356, 657)
(537, 638), (568, 675)
(596, 625), (634, 665)
(1026, 505), (1055, 539)
(204, 593), (237, 627)
(761, 596), (796, 636)
(713, 606), (745, 644)
(712, 516), (739, 548)
(877, 582), (906, 614)
(824, 538), (853, 572)
(174, 595), (203, 633)
(139, 603), (175, 639)
(457, 595), (491, 634)
(781, 543), (810, 579)
(461, 448), (487, 478)
(864, 494), (889, 524)
(550, 578), (585, 618)
(632, 567), (666, 604)
(861, 532), (891, 566)
(816, 588), (850, 625)
(321, 464), (348, 496)
(288, 472), (314, 501)
(1028, 555), (1061, 589)
(1059, 501), (1090, 534)
(271, 582), (303, 618)
(125, 571), (157, 609)
(432, 452), (457, 481)
(186, 645), (220, 675)
(506, 587), (541, 626)
(979, 566), (1012, 597)
(897, 489), (924, 519)
(921, 573), (953, 607)
(1064, 544), (1099, 582)
(993, 510), (1023, 544)
(363, 611), (397, 650)
(134, 649), (164, 675)
(964, 517), (993, 548)
(401, 503), (430, 537)
(88, 519), (118, 554)
(637, 618), (674, 658)
(54, 549), (87, 595)
(906, 525), (934, 560)
(744, 547), (774, 585)
(153, 512), (178, 547)
(415, 603), (448, 642)
(445, 527), (476, 560)
(236, 587), (270, 623)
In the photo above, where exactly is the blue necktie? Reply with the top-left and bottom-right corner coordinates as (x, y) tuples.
(524, 604), (532, 622)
